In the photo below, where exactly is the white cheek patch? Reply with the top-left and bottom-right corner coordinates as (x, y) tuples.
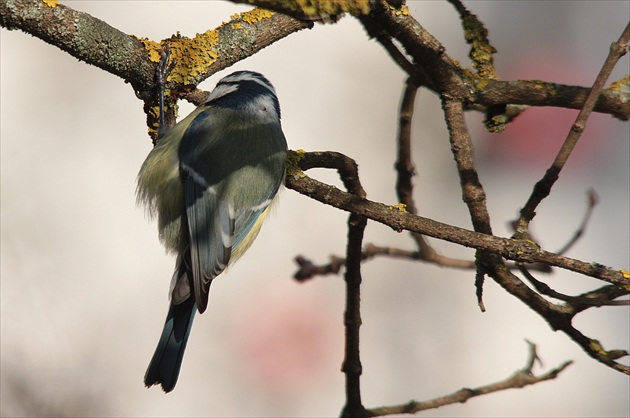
(205, 83), (239, 103)
(248, 95), (280, 123)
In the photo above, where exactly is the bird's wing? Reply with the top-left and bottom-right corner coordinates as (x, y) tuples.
(179, 107), (234, 313)
(179, 106), (286, 313)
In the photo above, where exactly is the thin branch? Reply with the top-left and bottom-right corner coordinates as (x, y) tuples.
(556, 189), (599, 256)
(358, 16), (432, 88)
(293, 243), (479, 282)
(292, 245), (560, 282)
(367, 343), (573, 416)
(485, 261), (630, 375)
(395, 80), (432, 252)
(294, 254), (345, 281)
(570, 285), (630, 314)
(295, 150), (370, 417)
(515, 22), (630, 233)
(341, 212), (369, 418)
(519, 264), (630, 307)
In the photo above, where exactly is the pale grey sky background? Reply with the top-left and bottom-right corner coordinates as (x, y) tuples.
(1, 1), (629, 417)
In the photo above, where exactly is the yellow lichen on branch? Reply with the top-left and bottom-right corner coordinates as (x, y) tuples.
(240, 8), (275, 23)
(134, 36), (163, 63)
(243, 0), (371, 19)
(162, 30), (220, 85)
(287, 149), (307, 179)
(132, 8), (279, 86)
(388, 203), (407, 212)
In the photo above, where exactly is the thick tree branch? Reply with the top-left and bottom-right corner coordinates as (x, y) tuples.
(364, 0), (471, 99)
(357, 0), (629, 124)
(230, 0), (371, 21)
(0, 0), (155, 91)
(285, 151), (630, 288)
(0, 0), (311, 105)
(474, 79), (630, 122)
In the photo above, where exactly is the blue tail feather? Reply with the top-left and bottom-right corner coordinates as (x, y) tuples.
(144, 296), (196, 392)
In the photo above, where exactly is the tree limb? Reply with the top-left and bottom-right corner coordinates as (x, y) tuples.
(285, 151), (630, 289)
(0, 0), (312, 100)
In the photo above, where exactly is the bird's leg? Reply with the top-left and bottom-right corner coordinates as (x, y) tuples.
(156, 45), (177, 140)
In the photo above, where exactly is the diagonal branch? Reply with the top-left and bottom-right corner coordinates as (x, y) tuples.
(285, 151), (629, 288)
(367, 342), (573, 416)
(0, 0), (155, 91)
(515, 22), (630, 233)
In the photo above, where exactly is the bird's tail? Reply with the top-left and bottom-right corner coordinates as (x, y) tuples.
(144, 296), (196, 392)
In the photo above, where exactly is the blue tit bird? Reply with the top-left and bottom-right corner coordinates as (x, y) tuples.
(137, 70), (287, 393)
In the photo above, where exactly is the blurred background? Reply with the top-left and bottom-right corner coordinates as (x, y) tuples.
(1, 1), (628, 416)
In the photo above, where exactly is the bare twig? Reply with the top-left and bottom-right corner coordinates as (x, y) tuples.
(441, 100), (493, 235)
(518, 264), (630, 307)
(341, 212), (369, 418)
(556, 189), (599, 256)
(515, 22), (630, 234)
(293, 255), (345, 281)
(485, 262), (630, 375)
(510, 189), (598, 259)
(291, 151), (369, 416)
(304, 154), (370, 417)
(293, 243), (477, 282)
(367, 343), (573, 416)
(570, 285), (630, 314)
(292, 245), (559, 282)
